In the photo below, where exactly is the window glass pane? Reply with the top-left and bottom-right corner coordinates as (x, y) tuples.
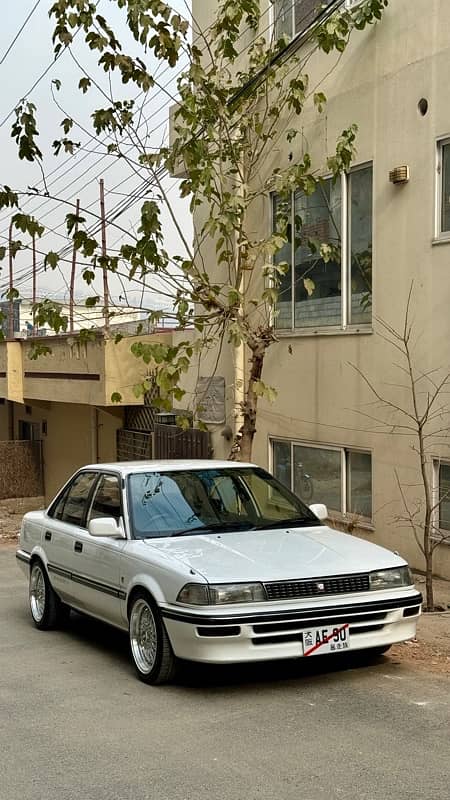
(51, 486), (71, 520)
(348, 451), (372, 519)
(60, 472), (98, 527)
(439, 464), (450, 530)
(294, 179), (342, 328)
(88, 474), (122, 523)
(293, 444), (341, 510)
(272, 440), (292, 489)
(274, 0), (293, 39)
(295, 0), (317, 35)
(350, 166), (372, 324)
(441, 143), (450, 233)
(273, 194), (292, 329)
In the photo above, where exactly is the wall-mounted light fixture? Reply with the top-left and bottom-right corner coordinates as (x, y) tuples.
(389, 165), (410, 185)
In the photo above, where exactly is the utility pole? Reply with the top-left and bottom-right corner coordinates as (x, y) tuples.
(32, 233), (36, 335)
(69, 198), (80, 333)
(8, 219), (14, 340)
(99, 179), (109, 335)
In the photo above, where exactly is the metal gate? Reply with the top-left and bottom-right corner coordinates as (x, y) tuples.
(117, 429), (152, 461)
(153, 423), (210, 459)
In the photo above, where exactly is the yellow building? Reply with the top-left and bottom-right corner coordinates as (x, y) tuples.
(0, 331), (174, 501)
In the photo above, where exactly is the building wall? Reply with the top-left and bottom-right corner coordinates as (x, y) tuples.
(2, 401), (123, 502)
(188, 0), (450, 577)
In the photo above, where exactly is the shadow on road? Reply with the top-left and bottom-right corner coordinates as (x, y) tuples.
(57, 609), (392, 691)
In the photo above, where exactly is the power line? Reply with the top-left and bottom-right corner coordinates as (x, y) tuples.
(0, 0), (282, 229)
(0, 0), (101, 129)
(0, 0), (333, 297)
(0, 0), (42, 66)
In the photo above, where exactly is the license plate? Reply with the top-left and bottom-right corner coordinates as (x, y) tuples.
(302, 623), (350, 656)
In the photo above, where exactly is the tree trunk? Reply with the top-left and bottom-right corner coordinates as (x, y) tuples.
(424, 541), (434, 612)
(233, 339), (266, 463)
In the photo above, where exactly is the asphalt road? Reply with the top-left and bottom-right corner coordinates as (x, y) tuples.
(1, 545), (449, 800)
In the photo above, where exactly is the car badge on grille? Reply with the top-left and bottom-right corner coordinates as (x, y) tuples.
(316, 582), (325, 591)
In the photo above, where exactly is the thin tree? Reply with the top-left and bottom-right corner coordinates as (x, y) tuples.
(350, 285), (450, 611)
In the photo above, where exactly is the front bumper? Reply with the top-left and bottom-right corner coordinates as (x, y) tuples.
(161, 590), (422, 663)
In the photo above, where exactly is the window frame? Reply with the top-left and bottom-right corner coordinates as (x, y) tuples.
(271, 161), (373, 333)
(432, 459), (450, 542)
(270, 1), (328, 43)
(344, 0), (365, 9)
(86, 471), (124, 525)
(435, 137), (450, 241)
(47, 469), (100, 528)
(270, 438), (373, 522)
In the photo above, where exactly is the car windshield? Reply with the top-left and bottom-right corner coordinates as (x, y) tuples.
(127, 467), (321, 539)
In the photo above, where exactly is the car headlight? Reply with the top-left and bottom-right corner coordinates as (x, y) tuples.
(177, 582), (266, 605)
(369, 566), (413, 590)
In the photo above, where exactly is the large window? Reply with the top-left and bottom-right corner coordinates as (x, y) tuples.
(272, 440), (372, 520)
(437, 139), (450, 237)
(273, 0), (318, 41)
(434, 461), (450, 532)
(273, 164), (373, 330)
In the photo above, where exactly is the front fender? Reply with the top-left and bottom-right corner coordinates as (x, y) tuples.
(125, 572), (168, 610)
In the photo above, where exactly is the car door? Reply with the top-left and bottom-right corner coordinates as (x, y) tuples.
(74, 472), (127, 627)
(43, 470), (99, 607)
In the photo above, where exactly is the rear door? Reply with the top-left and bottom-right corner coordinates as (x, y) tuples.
(44, 471), (99, 606)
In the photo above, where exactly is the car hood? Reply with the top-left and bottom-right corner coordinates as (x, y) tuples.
(144, 525), (405, 583)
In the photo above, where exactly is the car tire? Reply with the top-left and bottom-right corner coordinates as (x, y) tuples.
(128, 591), (177, 685)
(29, 559), (69, 630)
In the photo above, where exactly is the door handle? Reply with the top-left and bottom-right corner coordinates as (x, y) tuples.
(45, 531), (52, 541)
(74, 541), (83, 553)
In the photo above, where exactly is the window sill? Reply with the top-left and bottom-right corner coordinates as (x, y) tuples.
(327, 511), (375, 534)
(431, 236), (450, 246)
(276, 325), (373, 339)
(431, 534), (450, 546)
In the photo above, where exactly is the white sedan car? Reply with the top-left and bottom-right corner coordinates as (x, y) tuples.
(17, 460), (422, 684)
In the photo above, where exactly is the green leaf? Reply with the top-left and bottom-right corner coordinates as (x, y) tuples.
(61, 117), (73, 134)
(303, 277), (315, 297)
(111, 392), (122, 403)
(313, 92), (327, 112)
(44, 251), (59, 270)
(79, 77), (91, 94)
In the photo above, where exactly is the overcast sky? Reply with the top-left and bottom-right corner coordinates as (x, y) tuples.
(0, 0), (192, 318)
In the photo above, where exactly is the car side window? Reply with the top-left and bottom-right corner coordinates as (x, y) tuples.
(87, 474), (122, 524)
(53, 472), (98, 527)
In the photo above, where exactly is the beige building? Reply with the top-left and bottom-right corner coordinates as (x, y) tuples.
(177, 0), (450, 578)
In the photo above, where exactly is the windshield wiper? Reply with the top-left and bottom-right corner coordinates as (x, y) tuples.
(253, 517), (320, 530)
(171, 521), (255, 537)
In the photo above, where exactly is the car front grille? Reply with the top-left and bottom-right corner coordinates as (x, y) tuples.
(264, 573), (370, 601)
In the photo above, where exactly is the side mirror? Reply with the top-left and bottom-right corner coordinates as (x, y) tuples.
(309, 503), (328, 521)
(88, 517), (124, 538)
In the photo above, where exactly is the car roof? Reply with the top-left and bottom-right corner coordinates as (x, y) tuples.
(81, 459), (257, 475)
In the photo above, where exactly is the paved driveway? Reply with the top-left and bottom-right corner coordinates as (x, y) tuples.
(1, 545), (448, 800)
